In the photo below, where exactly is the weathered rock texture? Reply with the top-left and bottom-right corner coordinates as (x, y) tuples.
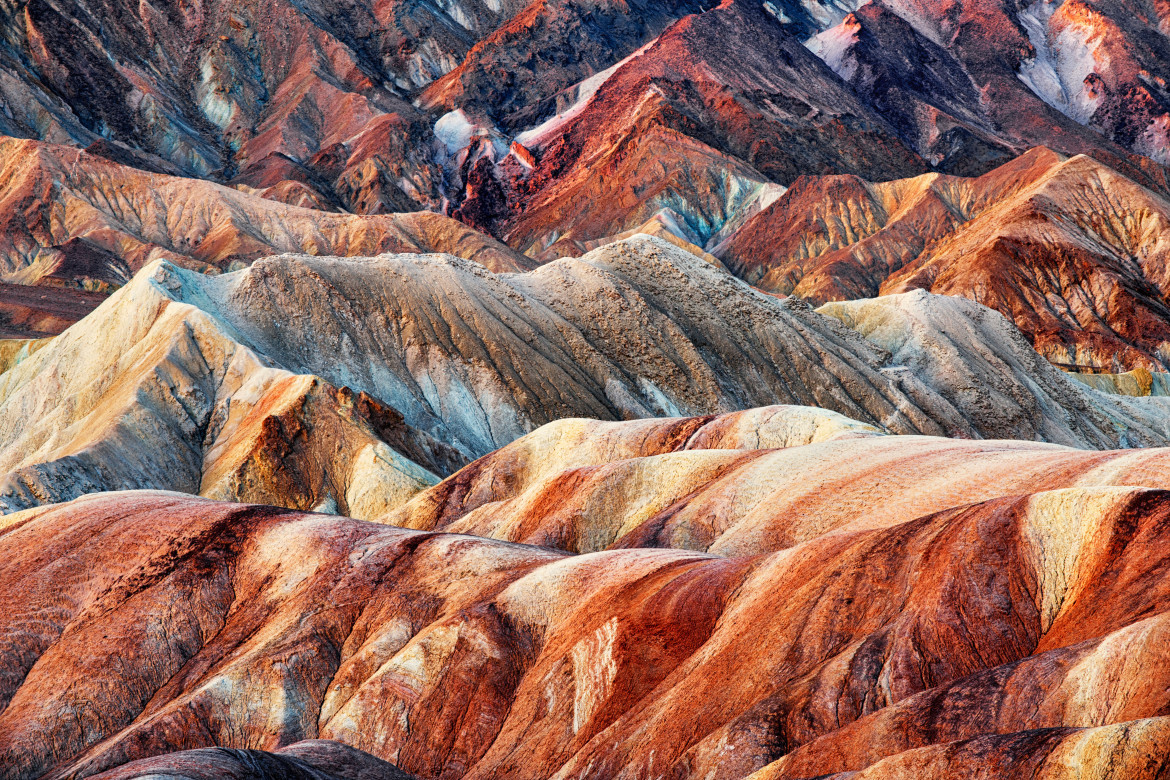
(384, 407), (1170, 555)
(0, 0), (533, 212)
(0, 137), (531, 290)
(719, 148), (1170, 371)
(5, 486), (1170, 779)
(6, 0), (1170, 258)
(454, 0), (927, 251)
(0, 258), (462, 516)
(424, 0), (1170, 247)
(6, 235), (1170, 515)
(800, 0), (1170, 177)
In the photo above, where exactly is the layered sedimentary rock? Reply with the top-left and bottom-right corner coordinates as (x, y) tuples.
(7, 235), (1170, 515)
(182, 236), (1170, 450)
(6, 0), (1170, 254)
(0, 261), (461, 516)
(0, 0), (533, 211)
(719, 148), (1170, 371)
(0, 137), (531, 289)
(801, 0), (1170, 177)
(428, 0), (1170, 247)
(6, 486), (1170, 779)
(419, 0), (710, 131)
(454, 0), (926, 250)
(384, 407), (1170, 554)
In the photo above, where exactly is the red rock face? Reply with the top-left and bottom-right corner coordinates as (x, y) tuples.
(453, 0), (928, 250)
(5, 483), (1170, 779)
(719, 147), (1170, 371)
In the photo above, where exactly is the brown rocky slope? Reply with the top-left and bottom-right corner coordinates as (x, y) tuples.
(0, 136), (532, 291)
(718, 147), (1170, 372)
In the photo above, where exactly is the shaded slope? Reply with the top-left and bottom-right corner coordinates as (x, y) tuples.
(419, 0), (710, 131)
(0, 0), (536, 211)
(0, 282), (106, 338)
(799, 0), (1170, 180)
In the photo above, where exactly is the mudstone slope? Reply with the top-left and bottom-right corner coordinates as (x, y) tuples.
(719, 147), (1170, 372)
(6, 0), (1170, 776)
(3, 484), (1170, 779)
(5, 236), (1170, 517)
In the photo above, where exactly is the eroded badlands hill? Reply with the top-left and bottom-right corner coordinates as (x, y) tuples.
(719, 148), (1170, 371)
(4, 486), (1170, 779)
(8, 0), (1170, 255)
(5, 236), (1170, 516)
(453, 0), (927, 251)
(0, 0), (533, 211)
(384, 410), (1170, 555)
(0, 137), (532, 292)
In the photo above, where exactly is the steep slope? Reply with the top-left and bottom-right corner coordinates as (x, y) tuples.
(6, 488), (1170, 778)
(5, 235), (1170, 515)
(7, 0), (1170, 234)
(0, 263), (462, 516)
(719, 148), (1170, 371)
(0, 0), (543, 211)
(814, 289), (1170, 445)
(419, 0), (710, 131)
(0, 137), (532, 290)
(384, 408), (1170, 555)
(451, 0), (926, 249)
(882, 153), (1170, 371)
(797, 0), (1170, 180)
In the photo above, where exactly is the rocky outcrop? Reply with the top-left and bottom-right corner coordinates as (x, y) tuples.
(455, 0), (926, 249)
(0, 137), (532, 289)
(6, 485), (1170, 778)
(419, 0), (710, 132)
(719, 148), (1170, 371)
(0, 262), (459, 516)
(176, 235), (1170, 451)
(795, 0), (1170, 179)
(5, 0), (1170, 250)
(0, 0), (537, 211)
